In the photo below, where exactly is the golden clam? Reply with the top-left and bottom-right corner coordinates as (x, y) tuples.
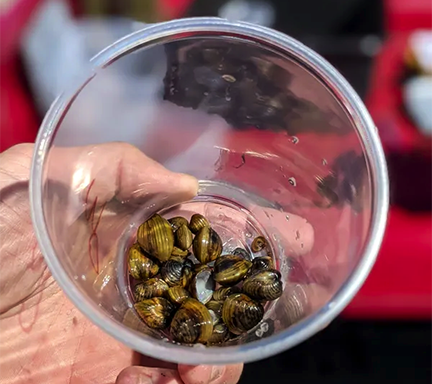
(134, 278), (169, 302)
(170, 299), (213, 344)
(137, 214), (174, 262)
(134, 297), (174, 329)
(192, 227), (222, 264)
(213, 255), (252, 286)
(128, 243), (159, 281)
(222, 293), (264, 335)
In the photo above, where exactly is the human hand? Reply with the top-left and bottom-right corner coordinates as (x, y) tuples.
(0, 143), (243, 384)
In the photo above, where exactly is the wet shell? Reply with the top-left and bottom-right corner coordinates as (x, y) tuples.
(213, 255), (252, 286)
(248, 256), (274, 276)
(222, 293), (264, 335)
(179, 265), (193, 288)
(171, 246), (189, 258)
(134, 278), (169, 301)
(232, 247), (252, 260)
(243, 269), (283, 301)
(190, 268), (215, 304)
(192, 263), (210, 274)
(175, 224), (193, 251)
(137, 214), (174, 262)
(128, 243), (159, 280)
(165, 286), (190, 305)
(251, 236), (267, 252)
(207, 323), (229, 345)
(170, 299), (213, 344)
(208, 309), (221, 325)
(160, 258), (184, 287)
(189, 213), (210, 234)
(206, 300), (223, 316)
(192, 227), (223, 264)
(212, 286), (241, 302)
(168, 216), (189, 232)
(184, 258), (194, 269)
(134, 297), (174, 329)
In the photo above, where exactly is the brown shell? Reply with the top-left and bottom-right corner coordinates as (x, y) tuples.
(134, 297), (174, 329)
(213, 255), (252, 286)
(206, 300), (223, 316)
(161, 258), (190, 287)
(175, 224), (193, 251)
(128, 243), (159, 280)
(137, 214), (174, 262)
(222, 293), (264, 335)
(243, 269), (283, 301)
(192, 227), (222, 264)
(232, 247), (252, 260)
(134, 278), (169, 301)
(248, 256), (274, 276)
(192, 263), (210, 274)
(207, 323), (229, 345)
(180, 265), (193, 288)
(189, 213), (210, 234)
(171, 247), (189, 258)
(251, 236), (267, 252)
(165, 286), (190, 305)
(168, 216), (189, 231)
(184, 258), (194, 270)
(212, 286), (241, 302)
(190, 268), (215, 304)
(170, 299), (213, 344)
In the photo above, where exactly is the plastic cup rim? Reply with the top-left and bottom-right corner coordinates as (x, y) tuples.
(29, 17), (389, 365)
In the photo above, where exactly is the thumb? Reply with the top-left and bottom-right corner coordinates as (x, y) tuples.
(178, 364), (244, 384)
(116, 366), (183, 384)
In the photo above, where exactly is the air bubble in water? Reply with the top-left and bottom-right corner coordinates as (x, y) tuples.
(288, 177), (297, 187)
(255, 328), (264, 338)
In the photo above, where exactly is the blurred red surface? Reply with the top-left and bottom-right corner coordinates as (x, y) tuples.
(0, 0), (42, 151)
(347, 21), (432, 318)
(384, 0), (432, 32)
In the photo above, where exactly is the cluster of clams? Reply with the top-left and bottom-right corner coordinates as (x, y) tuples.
(128, 213), (283, 345)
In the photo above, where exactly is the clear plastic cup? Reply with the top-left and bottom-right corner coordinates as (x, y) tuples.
(30, 18), (388, 364)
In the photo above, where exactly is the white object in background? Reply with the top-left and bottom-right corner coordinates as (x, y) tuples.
(21, 0), (164, 147)
(403, 76), (432, 137)
(219, 0), (276, 27)
(409, 30), (432, 75)
(21, 0), (90, 113)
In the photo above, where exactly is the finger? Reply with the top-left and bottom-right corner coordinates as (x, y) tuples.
(0, 143), (34, 186)
(46, 142), (198, 205)
(116, 366), (182, 384)
(178, 364), (243, 384)
(140, 355), (177, 370)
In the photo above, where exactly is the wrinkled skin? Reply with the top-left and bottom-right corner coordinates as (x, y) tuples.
(0, 143), (322, 384)
(0, 143), (244, 384)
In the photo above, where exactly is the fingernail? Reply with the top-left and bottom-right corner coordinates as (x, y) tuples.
(210, 366), (225, 383)
(137, 378), (152, 384)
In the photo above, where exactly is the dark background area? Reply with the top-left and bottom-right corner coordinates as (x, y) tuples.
(240, 319), (431, 384)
